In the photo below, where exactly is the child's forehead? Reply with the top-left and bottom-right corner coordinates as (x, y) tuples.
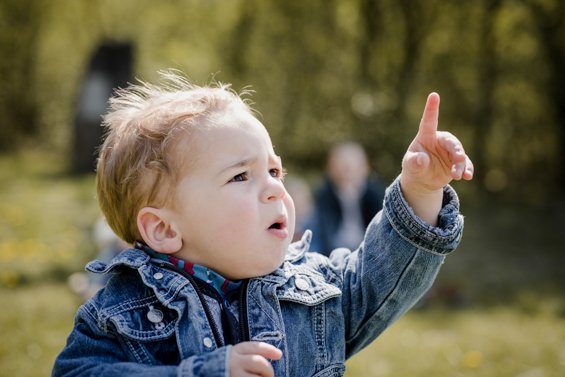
(209, 106), (271, 142)
(174, 113), (277, 171)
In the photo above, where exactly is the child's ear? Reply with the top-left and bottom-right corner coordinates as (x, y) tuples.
(137, 207), (182, 254)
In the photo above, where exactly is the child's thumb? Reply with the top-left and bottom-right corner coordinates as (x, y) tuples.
(403, 151), (429, 173)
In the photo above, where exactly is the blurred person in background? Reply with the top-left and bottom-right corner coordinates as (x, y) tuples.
(310, 141), (386, 255)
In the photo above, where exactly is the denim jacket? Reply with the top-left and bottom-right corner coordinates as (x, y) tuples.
(53, 178), (464, 377)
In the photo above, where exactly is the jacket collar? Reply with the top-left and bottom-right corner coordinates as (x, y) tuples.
(86, 248), (149, 274)
(284, 230), (312, 262)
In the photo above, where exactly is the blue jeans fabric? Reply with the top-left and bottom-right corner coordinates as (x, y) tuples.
(52, 177), (464, 376)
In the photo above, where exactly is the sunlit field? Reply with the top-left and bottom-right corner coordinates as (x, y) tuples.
(0, 150), (99, 288)
(1, 150), (564, 376)
(346, 304), (564, 376)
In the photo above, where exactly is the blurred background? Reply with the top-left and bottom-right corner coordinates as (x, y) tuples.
(0, 0), (563, 376)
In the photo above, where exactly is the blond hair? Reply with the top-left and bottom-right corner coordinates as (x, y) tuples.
(96, 70), (253, 243)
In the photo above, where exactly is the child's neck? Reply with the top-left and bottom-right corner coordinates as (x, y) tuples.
(134, 241), (242, 298)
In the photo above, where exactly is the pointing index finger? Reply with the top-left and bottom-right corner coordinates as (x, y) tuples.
(418, 92), (440, 137)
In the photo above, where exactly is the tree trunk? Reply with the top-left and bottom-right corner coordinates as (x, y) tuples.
(470, 0), (501, 187)
(526, 0), (565, 189)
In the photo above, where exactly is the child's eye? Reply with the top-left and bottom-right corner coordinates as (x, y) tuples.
(229, 172), (248, 183)
(270, 167), (287, 180)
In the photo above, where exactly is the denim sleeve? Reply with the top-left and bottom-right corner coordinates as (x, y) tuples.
(333, 177), (464, 358)
(52, 303), (229, 377)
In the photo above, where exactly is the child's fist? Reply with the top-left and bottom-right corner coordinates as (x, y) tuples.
(229, 341), (282, 377)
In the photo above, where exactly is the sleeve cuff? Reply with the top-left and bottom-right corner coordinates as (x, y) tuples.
(383, 176), (464, 255)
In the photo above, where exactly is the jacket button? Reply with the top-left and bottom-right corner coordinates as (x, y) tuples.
(203, 337), (213, 348)
(153, 272), (164, 280)
(295, 277), (310, 290)
(147, 305), (164, 323)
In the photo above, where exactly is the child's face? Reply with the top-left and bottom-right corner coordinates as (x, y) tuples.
(169, 105), (295, 280)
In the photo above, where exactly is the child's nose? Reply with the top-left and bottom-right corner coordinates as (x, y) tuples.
(262, 176), (286, 202)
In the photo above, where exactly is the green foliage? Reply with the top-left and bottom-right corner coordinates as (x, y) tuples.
(0, 0), (45, 148)
(2, 0), (564, 201)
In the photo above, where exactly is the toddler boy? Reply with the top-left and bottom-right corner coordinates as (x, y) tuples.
(53, 70), (473, 376)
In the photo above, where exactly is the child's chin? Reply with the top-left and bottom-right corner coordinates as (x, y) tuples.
(257, 259), (285, 277)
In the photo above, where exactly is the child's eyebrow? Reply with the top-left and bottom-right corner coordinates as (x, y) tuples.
(220, 157), (257, 174)
(272, 155), (282, 165)
(220, 154), (281, 175)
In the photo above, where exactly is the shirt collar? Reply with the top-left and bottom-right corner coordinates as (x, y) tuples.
(134, 241), (242, 299)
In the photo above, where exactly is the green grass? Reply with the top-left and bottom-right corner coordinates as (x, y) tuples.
(346, 304), (565, 376)
(1, 148), (564, 376)
(0, 148), (100, 286)
(0, 284), (79, 376)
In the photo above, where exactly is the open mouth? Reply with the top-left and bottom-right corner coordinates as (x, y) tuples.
(269, 222), (283, 230)
(267, 216), (288, 239)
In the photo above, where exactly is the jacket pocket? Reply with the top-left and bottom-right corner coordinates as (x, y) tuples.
(102, 297), (180, 365)
(106, 298), (177, 341)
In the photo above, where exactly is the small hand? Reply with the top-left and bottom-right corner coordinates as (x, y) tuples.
(401, 92), (473, 194)
(400, 93), (473, 225)
(229, 341), (282, 377)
